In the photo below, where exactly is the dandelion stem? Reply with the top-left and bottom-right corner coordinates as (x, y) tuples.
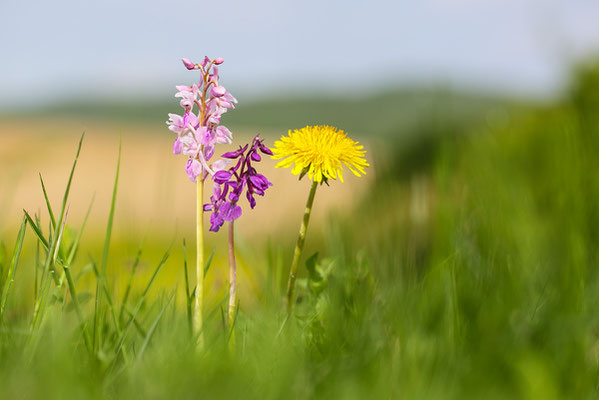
(286, 180), (318, 314)
(194, 177), (205, 348)
(228, 219), (237, 349)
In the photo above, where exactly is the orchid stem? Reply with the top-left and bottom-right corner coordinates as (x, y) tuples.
(194, 177), (205, 348)
(228, 219), (237, 350)
(286, 180), (318, 315)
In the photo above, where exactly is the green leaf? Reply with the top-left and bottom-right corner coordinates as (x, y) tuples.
(204, 247), (216, 278)
(0, 241), (6, 286)
(136, 293), (174, 362)
(23, 210), (49, 252)
(101, 134), (121, 274)
(112, 246), (170, 362)
(94, 134), (121, 354)
(119, 234), (146, 323)
(65, 292), (93, 312)
(0, 216), (27, 326)
(298, 166), (310, 181)
(39, 173), (56, 230)
(182, 238), (192, 334)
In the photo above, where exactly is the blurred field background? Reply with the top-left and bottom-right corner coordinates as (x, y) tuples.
(3, 1), (599, 399)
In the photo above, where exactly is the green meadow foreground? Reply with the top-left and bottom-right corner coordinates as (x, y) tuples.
(2, 64), (599, 398)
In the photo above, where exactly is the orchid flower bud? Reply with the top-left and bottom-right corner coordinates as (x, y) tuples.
(211, 86), (227, 98)
(181, 58), (196, 70)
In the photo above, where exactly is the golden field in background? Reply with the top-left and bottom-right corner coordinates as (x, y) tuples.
(0, 116), (373, 242)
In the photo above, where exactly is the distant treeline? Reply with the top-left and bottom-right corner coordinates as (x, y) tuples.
(11, 87), (522, 138)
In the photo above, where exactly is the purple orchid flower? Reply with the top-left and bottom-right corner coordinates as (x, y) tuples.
(166, 57), (237, 183)
(204, 135), (273, 232)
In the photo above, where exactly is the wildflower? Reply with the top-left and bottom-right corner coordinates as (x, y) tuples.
(271, 125), (369, 183)
(165, 56), (238, 347)
(181, 57), (197, 70)
(205, 135), (273, 232)
(272, 125), (368, 314)
(166, 58), (237, 183)
(204, 135), (273, 343)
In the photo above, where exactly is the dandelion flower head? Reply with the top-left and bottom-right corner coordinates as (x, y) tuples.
(271, 125), (369, 182)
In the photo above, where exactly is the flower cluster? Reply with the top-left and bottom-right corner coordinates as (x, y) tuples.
(272, 125), (369, 183)
(204, 135), (273, 232)
(166, 57), (238, 182)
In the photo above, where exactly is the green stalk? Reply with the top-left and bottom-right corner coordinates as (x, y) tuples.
(286, 180), (318, 314)
(194, 177), (205, 348)
(228, 219), (237, 349)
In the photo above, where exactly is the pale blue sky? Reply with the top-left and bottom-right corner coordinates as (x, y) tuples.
(1, 0), (598, 108)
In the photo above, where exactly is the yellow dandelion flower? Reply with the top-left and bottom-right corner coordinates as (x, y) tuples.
(271, 125), (369, 183)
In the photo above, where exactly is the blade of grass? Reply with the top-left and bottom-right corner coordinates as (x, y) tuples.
(101, 134), (121, 274)
(34, 227), (40, 300)
(91, 256), (101, 354)
(204, 247), (215, 278)
(63, 262), (92, 354)
(136, 292), (174, 362)
(23, 210), (49, 252)
(90, 258), (129, 364)
(29, 205), (70, 347)
(24, 211), (66, 276)
(0, 242), (5, 288)
(227, 299), (241, 345)
(90, 259), (123, 333)
(121, 305), (148, 338)
(30, 132), (85, 342)
(183, 239), (192, 333)
(65, 194), (95, 267)
(119, 234), (146, 323)
(39, 173), (56, 230)
(94, 134), (121, 353)
(112, 246), (171, 362)
(0, 216), (27, 326)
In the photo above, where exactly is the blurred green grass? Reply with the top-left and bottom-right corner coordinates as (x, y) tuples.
(2, 61), (599, 398)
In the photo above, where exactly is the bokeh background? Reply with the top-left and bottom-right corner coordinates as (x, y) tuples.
(2, 0), (599, 244)
(3, 1), (599, 398)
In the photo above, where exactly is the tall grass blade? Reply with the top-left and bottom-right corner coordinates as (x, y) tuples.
(136, 293), (174, 362)
(65, 194), (95, 266)
(39, 173), (56, 230)
(0, 216), (27, 326)
(120, 305), (148, 338)
(34, 233), (40, 300)
(91, 256), (101, 354)
(90, 259), (123, 336)
(182, 239), (192, 333)
(89, 258), (130, 364)
(62, 263), (93, 354)
(204, 247), (215, 278)
(23, 210), (49, 252)
(94, 134), (121, 353)
(113, 246), (170, 361)
(119, 234), (146, 322)
(29, 205), (70, 348)
(30, 132), (85, 343)
(101, 134), (121, 274)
